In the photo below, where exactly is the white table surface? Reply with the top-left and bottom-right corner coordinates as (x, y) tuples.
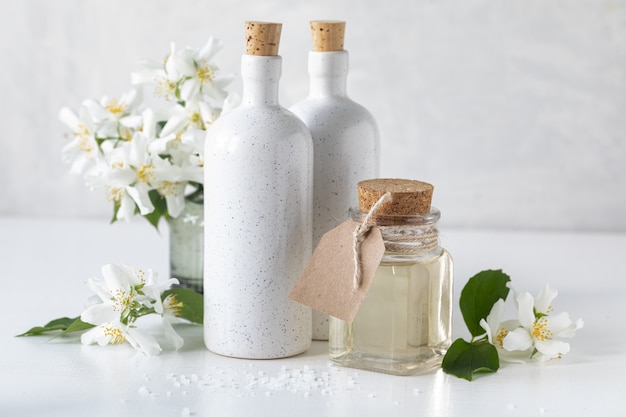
(1, 216), (625, 417)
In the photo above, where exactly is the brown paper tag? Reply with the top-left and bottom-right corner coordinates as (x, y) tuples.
(289, 219), (385, 323)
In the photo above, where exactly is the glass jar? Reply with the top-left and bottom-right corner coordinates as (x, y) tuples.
(329, 207), (453, 376)
(169, 189), (204, 293)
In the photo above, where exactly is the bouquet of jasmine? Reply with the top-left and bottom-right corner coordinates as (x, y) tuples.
(60, 38), (236, 227)
(19, 263), (203, 355)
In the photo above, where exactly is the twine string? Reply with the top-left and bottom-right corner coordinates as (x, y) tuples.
(352, 192), (392, 290)
(376, 225), (439, 254)
(352, 194), (440, 291)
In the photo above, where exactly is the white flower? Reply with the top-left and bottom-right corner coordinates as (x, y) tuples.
(139, 268), (180, 312)
(80, 264), (162, 355)
(174, 37), (233, 103)
(479, 299), (530, 363)
(80, 264), (181, 355)
(81, 89), (142, 138)
(117, 131), (157, 214)
(479, 298), (506, 346)
(501, 284), (584, 362)
(81, 320), (162, 356)
(148, 103), (207, 166)
(132, 56), (178, 101)
(160, 294), (185, 350)
(139, 270), (183, 350)
(59, 106), (101, 175)
(81, 264), (144, 322)
(151, 156), (192, 218)
(83, 134), (155, 221)
(131, 37), (233, 105)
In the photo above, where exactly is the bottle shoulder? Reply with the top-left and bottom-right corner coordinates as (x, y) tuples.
(291, 97), (377, 126)
(212, 104), (309, 133)
(206, 105), (312, 151)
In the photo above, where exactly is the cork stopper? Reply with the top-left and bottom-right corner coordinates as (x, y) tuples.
(310, 20), (345, 52)
(358, 178), (434, 215)
(245, 21), (282, 56)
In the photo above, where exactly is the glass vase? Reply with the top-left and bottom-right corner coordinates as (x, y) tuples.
(169, 190), (204, 293)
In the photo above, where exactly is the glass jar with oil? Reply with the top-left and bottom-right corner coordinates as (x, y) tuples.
(329, 179), (453, 376)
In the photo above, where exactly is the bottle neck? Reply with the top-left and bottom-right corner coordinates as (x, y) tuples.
(241, 54), (282, 106)
(308, 50), (349, 98)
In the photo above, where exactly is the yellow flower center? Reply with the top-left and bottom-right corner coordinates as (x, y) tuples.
(174, 130), (184, 145)
(111, 161), (125, 170)
(164, 294), (183, 317)
(532, 317), (553, 341)
(495, 327), (508, 348)
(155, 76), (176, 100)
(158, 181), (181, 197)
(119, 126), (134, 141)
(105, 98), (127, 115)
(112, 288), (134, 312)
(189, 112), (205, 130)
(196, 61), (218, 84)
(103, 326), (126, 345)
(77, 136), (94, 154)
(136, 164), (155, 183)
(106, 187), (123, 202)
(135, 269), (146, 284)
(75, 123), (90, 138)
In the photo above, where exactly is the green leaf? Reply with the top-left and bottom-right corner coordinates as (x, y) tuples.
(460, 269), (511, 337)
(110, 200), (121, 224)
(143, 189), (169, 229)
(16, 316), (94, 337)
(60, 318), (95, 335)
(442, 338), (500, 381)
(162, 288), (203, 324)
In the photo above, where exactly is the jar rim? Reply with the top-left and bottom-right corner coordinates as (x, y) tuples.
(349, 206), (441, 226)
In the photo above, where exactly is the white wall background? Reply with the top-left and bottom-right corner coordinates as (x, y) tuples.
(1, 0), (625, 232)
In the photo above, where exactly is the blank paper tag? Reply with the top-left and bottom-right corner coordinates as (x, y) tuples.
(289, 219), (385, 323)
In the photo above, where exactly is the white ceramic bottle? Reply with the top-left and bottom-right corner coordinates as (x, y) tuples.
(290, 21), (380, 340)
(203, 22), (313, 359)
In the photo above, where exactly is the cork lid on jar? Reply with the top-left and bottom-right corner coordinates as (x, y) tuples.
(245, 21), (282, 56)
(357, 178), (434, 216)
(310, 20), (345, 52)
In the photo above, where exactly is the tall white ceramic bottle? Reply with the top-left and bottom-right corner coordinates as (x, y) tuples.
(203, 22), (313, 358)
(290, 21), (380, 340)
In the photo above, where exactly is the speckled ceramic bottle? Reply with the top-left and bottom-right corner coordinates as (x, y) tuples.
(203, 22), (313, 359)
(290, 21), (380, 340)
